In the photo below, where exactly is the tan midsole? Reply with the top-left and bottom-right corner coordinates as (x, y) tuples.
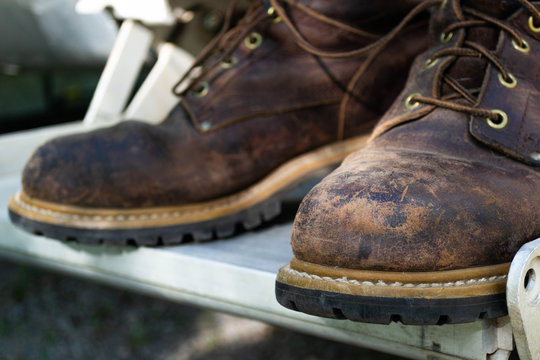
(8, 135), (369, 229)
(277, 257), (509, 299)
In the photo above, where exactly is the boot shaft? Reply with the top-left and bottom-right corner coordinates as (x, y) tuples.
(181, 0), (430, 139)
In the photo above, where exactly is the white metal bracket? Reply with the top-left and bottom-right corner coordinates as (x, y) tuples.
(507, 238), (540, 360)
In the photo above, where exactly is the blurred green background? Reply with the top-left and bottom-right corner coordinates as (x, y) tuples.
(0, 69), (101, 133)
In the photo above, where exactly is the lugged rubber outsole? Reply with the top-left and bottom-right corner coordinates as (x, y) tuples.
(275, 281), (508, 325)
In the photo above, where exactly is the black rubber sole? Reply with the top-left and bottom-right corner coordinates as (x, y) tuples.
(9, 198), (283, 246)
(275, 281), (508, 325)
(8, 169), (330, 247)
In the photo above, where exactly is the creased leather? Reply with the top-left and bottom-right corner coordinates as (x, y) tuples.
(184, 0), (427, 133)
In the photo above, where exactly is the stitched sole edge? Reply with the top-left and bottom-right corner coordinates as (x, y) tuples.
(283, 258), (509, 298)
(8, 170), (324, 246)
(275, 259), (509, 325)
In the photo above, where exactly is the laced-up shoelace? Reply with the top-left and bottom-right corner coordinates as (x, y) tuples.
(172, 0), (268, 97)
(407, 0), (540, 129)
(172, 0), (441, 103)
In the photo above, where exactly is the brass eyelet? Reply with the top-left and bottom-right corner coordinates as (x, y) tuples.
(221, 57), (237, 69)
(193, 81), (209, 97)
(244, 32), (263, 50)
(498, 72), (517, 88)
(267, 6), (282, 23)
(512, 38), (530, 53)
(487, 109), (508, 129)
(405, 93), (421, 110)
(440, 31), (453, 44)
(529, 16), (540, 33)
(200, 121), (211, 132)
(423, 57), (440, 69)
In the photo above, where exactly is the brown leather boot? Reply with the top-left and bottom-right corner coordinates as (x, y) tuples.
(8, 0), (430, 245)
(276, 0), (540, 324)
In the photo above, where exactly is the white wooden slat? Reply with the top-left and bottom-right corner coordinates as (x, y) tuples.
(124, 43), (194, 123)
(83, 20), (153, 125)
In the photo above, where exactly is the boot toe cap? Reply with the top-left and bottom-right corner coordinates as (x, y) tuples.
(22, 135), (94, 206)
(291, 149), (535, 271)
(21, 121), (172, 208)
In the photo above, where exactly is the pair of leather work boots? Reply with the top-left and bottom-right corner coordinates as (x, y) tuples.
(8, 0), (540, 325)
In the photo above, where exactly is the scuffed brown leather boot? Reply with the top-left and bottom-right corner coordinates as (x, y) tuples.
(277, 0), (540, 324)
(8, 0), (430, 245)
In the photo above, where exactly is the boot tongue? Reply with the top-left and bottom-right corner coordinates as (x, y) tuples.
(441, 0), (517, 97)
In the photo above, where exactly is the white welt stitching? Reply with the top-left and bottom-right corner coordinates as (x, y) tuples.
(14, 193), (239, 222)
(283, 266), (507, 288)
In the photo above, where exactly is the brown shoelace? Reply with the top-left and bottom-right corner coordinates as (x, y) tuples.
(409, 0), (540, 125)
(172, 0), (440, 97)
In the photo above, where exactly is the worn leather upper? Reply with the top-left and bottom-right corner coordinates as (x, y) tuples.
(22, 0), (428, 208)
(291, 0), (540, 271)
